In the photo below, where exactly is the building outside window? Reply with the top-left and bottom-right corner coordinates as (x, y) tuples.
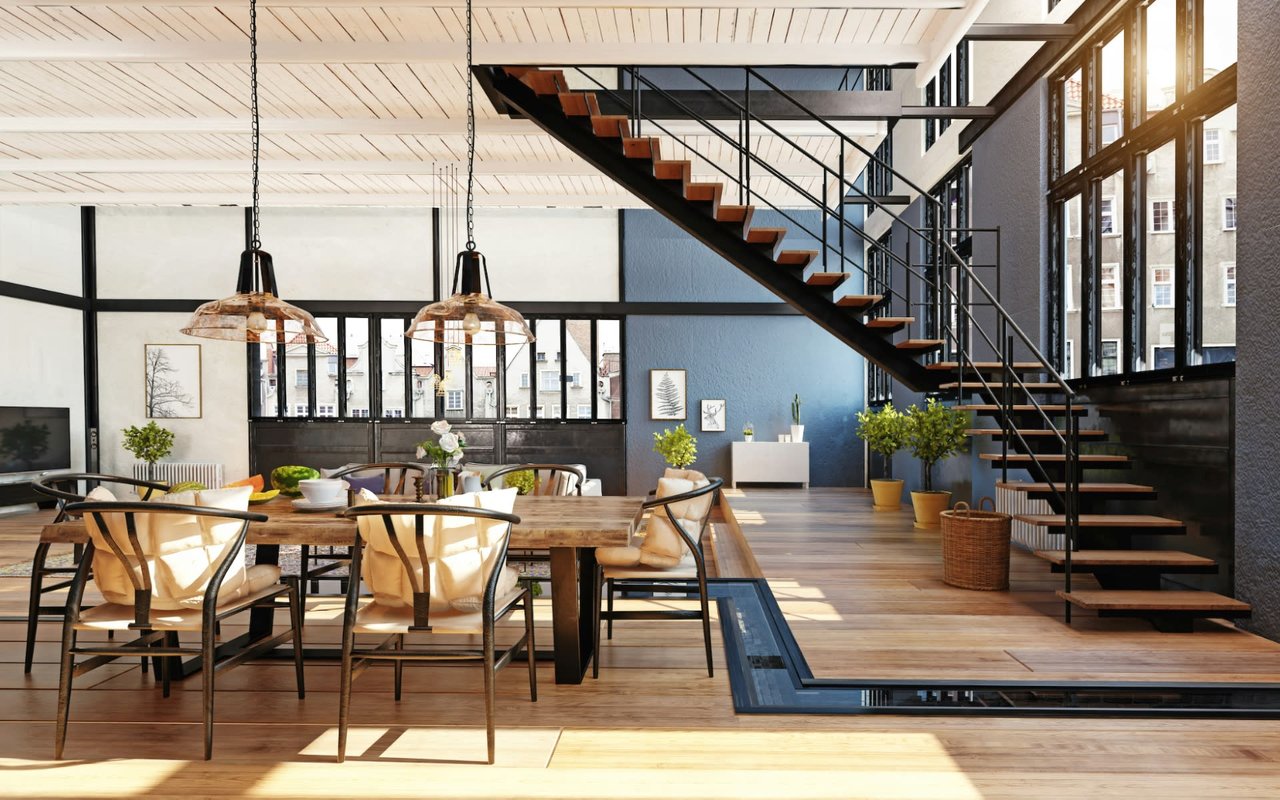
(1150, 200), (1173, 233)
(1101, 264), (1120, 310)
(1100, 339), (1120, 376)
(445, 390), (464, 412)
(1100, 197), (1116, 235)
(575, 404), (592, 419)
(1224, 263), (1237, 306)
(1152, 267), (1174, 308)
(1204, 129), (1222, 163)
(1223, 197), (1237, 230)
(316, 404), (337, 417)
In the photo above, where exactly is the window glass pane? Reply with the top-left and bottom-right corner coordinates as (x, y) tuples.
(534, 319), (562, 419)
(596, 319), (623, 420)
(1099, 169), (1125, 372)
(1063, 68), (1083, 173)
(284, 318), (320, 417)
(311, 317), (338, 417)
(252, 342), (277, 417)
(1100, 340), (1120, 376)
(1099, 32), (1125, 150)
(1202, 0), (1237, 80)
(504, 327), (531, 419)
(470, 331), (498, 418)
(441, 344), (466, 419)
(1144, 139), (1177, 369)
(565, 321), (593, 419)
(1200, 105), (1236, 362)
(1063, 194), (1082, 378)
(409, 337), (436, 418)
(1146, 0), (1176, 113)
(344, 318), (370, 418)
(379, 319), (406, 419)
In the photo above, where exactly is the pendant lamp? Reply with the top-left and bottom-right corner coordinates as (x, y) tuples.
(181, 0), (326, 345)
(405, 0), (533, 347)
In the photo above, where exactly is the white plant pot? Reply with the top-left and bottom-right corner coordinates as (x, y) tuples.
(790, 424), (805, 443)
(743, 434), (754, 442)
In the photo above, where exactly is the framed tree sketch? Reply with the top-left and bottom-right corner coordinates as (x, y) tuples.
(649, 368), (687, 420)
(144, 344), (202, 418)
(700, 399), (726, 432)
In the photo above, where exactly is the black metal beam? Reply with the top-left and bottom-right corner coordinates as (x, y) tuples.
(0, 279), (85, 309)
(965, 23), (1078, 41)
(587, 89), (994, 121)
(480, 67), (942, 393)
(842, 194), (911, 206)
(94, 298), (802, 316)
(80, 206), (99, 473)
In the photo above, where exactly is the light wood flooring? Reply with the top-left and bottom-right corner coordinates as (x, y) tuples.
(1, 495), (1280, 798)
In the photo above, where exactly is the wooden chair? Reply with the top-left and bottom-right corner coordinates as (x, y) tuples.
(300, 462), (428, 603)
(27, 473), (169, 674)
(339, 501), (536, 764)
(593, 476), (723, 678)
(54, 495), (305, 760)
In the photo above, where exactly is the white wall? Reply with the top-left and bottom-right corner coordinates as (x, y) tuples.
(96, 312), (250, 482)
(0, 297), (86, 471)
(462, 208), (619, 302)
(0, 206), (83, 296)
(95, 206), (434, 301)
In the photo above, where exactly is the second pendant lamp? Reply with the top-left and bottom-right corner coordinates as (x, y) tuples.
(405, 0), (533, 347)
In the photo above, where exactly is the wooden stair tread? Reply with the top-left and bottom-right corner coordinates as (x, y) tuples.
(805, 272), (849, 287)
(835, 294), (883, 309)
(895, 339), (943, 351)
(1014, 514), (1183, 528)
(958, 404), (1088, 413)
(558, 92), (601, 117)
(1057, 590), (1250, 613)
(940, 382), (1063, 391)
(1035, 550), (1215, 567)
(621, 136), (659, 159)
(980, 453), (1129, 463)
(967, 428), (1105, 436)
(866, 316), (914, 329)
(746, 227), (787, 242)
(519, 69), (568, 95)
(997, 481), (1156, 494)
(590, 114), (630, 137)
(654, 160), (692, 182)
(716, 204), (754, 224)
(685, 182), (722, 200)
(776, 250), (818, 265)
(928, 361), (1046, 371)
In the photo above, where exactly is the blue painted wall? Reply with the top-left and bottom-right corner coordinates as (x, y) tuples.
(622, 210), (866, 494)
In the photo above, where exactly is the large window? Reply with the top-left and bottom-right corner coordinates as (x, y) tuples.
(251, 313), (624, 421)
(1049, 0), (1236, 376)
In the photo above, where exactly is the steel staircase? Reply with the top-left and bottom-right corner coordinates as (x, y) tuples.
(477, 64), (1251, 631)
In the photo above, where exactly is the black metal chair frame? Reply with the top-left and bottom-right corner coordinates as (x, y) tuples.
(300, 462), (429, 603)
(54, 501), (305, 761)
(27, 473), (169, 674)
(338, 504), (536, 765)
(592, 478), (724, 679)
(482, 464), (586, 582)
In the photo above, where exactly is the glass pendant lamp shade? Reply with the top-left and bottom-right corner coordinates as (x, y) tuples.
(181, 249), (328, 344)
(406, 250), (533, 345)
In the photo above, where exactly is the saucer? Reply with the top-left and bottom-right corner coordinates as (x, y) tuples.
(291, 497), (346, 513)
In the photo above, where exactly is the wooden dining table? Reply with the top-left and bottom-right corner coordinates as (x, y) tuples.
(40, 493), (645, 685)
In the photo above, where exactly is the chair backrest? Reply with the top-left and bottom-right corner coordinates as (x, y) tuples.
(639, 471), (724, 567)
(32, 473), (169, 522)
(482, 463), (586, 496)
(64, 492), (267, 626)
(344, 490), (520, 629)
(328, 462), (428, 496)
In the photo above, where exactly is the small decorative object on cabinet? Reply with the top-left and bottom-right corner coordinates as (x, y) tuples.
(742, 422), (754, 442)
(789, 394), (804, 443)
(905, 398), (970, 529)
(856, 403), (910, 511)
(120, 421), (175, 482)
(700, 399), (726, 432)
(940, 498), (1012, 591)
(650, 369), (687, 420)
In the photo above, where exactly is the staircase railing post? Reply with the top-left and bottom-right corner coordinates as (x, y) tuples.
(744, 69), (751, 199)
(1065, 393), (1075, 624)
(838, 139), (846, 271)
(1002, 336), (1012, 485)
(822, 179), (829, 271)
(737, 110), (745, 206)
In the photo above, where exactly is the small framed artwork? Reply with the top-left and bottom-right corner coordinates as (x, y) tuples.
(700, 399), (726, 432)
(649, 368), (687, 420)
(144, 344), (202, 419)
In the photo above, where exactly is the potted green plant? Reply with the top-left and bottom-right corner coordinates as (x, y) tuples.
(121, 421), (175, 481)
(855, 403), (910, 511)
(789, 394), (804, 443)
(904, 398), (970, 528)
(653, 423), (697, 469)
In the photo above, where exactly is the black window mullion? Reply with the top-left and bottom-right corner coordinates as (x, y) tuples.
(1177, 122), (1200, 367)
(402, 318), (413, 419)
(528, 318), (538, 420)
(559, 320), (568, 420)
(306, 331), (317, 417)
(435, 340), (445, 418)
(368, 315), (382, 419)
(1124, 156), (1144, 372)
(336, 317), (347, 418)
(1082, 187), (1098, 377)
(462, 342), (472, 420)
(496, 337), (507, 422)
(275, 338), (286, 418)
(1048, 200), (1065, 375)
(589, 319), (599, 421)
(956, 41), (969, 108)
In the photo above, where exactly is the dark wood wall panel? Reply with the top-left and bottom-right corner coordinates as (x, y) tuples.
(251, 421), (371, 479)
(505, 424), (627, 495)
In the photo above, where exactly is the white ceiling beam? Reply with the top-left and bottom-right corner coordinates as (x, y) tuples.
(0, 41), (927, 66)
(0, 0), (965, 9)
(0, 191), (653, 208)
(914, 0), (990, 87)
(0, 158), (838, 177)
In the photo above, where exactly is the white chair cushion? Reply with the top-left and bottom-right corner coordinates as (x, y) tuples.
(73, 579), (284, 632)
(601, 551), (699, 580)
(595, 468), (711, 569)
(352, 587), (525, 635)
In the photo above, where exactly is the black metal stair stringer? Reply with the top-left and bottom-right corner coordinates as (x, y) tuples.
(480, 67), (943, 394)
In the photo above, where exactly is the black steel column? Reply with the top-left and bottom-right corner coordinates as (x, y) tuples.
(80, 207), (99, 472)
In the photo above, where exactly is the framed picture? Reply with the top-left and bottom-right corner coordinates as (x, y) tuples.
(649, 368), (687, 420)
(700, 399), (726, 432)
(144, 344), (202, 419)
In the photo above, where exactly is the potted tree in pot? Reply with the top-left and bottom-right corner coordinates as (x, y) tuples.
(121, 421), (175, 482)
(653, 423), (698, 470)
(789, 394), (804, 443)
(855, 403), (910, 511)
(905, 398), (970, 529)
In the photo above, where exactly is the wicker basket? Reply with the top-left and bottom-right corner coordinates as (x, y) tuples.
(940, 497), (1012, 591)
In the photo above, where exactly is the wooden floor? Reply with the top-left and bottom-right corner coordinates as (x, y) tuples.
(2, 497), (1280, 798)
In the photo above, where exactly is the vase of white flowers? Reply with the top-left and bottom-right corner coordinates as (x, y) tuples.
(416, 420), (466, 498)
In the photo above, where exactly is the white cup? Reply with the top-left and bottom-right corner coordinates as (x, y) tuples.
(298, 478), (347, 504)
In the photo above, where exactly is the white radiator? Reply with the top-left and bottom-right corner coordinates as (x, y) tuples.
(995, 481), (1060, 552)
(133, 462), (224, 488)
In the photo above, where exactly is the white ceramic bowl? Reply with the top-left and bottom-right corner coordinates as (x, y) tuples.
(298, 478), (347, 504)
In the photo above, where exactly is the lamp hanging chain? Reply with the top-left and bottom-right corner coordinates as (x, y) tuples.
(249, 0), (262, 251)
(464, 0), (476, 251)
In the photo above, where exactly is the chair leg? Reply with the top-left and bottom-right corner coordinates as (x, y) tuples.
(53, 624), (76, 759)
(202, 625), (216, 760)
(159, 632), (172, 699)
(699, 581), (714, 678)
(592, 564), (604, 680)
(24, 542), (52, 674)
(336, 629), (355, 764)
(287, 578), (306, 699)
(482, 628), (496, 765)
(606, 578), (614, 640)
(393, 634), (404, 702)
(523, 586), (538, 701)
(298, 546), (311, 613)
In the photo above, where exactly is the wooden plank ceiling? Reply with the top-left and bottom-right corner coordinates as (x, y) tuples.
(0, 1), (981, 207)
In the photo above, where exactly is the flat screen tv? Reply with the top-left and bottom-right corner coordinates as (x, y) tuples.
(0, 406), (71, 475)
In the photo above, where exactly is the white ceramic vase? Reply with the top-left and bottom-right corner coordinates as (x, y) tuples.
(790, 424), (805, 443)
